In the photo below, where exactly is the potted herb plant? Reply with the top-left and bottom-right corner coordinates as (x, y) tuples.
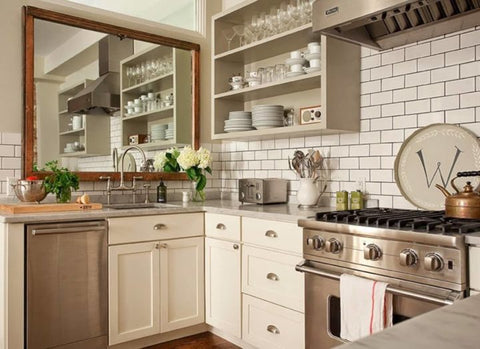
(41, 160), (80, 203)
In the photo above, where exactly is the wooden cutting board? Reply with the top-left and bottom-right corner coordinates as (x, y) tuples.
(0, 202), (103, 214)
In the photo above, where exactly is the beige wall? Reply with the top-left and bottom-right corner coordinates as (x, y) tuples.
(0, 0), (222, 141)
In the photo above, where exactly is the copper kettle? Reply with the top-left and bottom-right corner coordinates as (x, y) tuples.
(436, 171), (480, 219)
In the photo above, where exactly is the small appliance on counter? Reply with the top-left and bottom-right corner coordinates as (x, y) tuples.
(238, 178), (288, 204)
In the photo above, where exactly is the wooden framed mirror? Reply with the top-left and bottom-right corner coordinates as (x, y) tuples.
(24, 6), (200, 181)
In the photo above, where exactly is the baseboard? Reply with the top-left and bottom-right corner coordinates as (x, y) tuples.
(207, 326), (257, 349)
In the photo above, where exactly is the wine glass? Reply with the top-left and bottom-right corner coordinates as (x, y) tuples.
(134, 64), (142, 85)
(126, 66), (133, 87)
(233, 24), (246, 47)
(222, 28), (236, 51)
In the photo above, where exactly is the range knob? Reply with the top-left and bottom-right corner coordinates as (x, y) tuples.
(399, 249), (418, 267)
(306, 236), (325, 250)
(424, 253), (444, 272)
(364, 244), (382, 261)
(255, 193), (262, 200)
(325, 238), (342, 254)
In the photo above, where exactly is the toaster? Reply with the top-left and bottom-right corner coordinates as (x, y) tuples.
(238, 179), (288, 204)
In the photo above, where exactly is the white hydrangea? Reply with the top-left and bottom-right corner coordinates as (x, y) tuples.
(153, 151), (167, 171)
(196, 147), (211, 169)
(177, 146), (198, 170)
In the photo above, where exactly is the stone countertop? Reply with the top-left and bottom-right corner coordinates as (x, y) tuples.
(336, 294), (480, 349)
(0, 200), (334, 224)
(466, 233), (480, 245)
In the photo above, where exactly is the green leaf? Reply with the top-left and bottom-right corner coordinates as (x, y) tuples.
(205, 167), (212, 175)
(186, 168), (197, 181)
(197, 174), (206, 191)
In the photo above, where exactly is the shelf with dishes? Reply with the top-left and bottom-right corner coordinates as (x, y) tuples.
(59, 128), (85, 136)
(212, 1), (361, 141)
(120, 44), (192, 149)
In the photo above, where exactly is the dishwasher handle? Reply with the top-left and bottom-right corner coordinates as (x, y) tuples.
(32, 225), (106, 235)
(296, 260), (460, 306)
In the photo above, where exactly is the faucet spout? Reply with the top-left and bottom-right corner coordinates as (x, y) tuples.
(117, 145), (147, 190)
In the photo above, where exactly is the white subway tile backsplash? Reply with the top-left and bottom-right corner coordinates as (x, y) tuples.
(382, 49), (405, 65)
(371, 117), (393, 131)
(382, 76), (405, 91)
(360, 157), (380, 169)
(460, 30), (480, 48)
(393, 60), (417, 76)
(446, 108), (475, 124)
(381, 129), (404, 143)
(460, 61), (480, 78)
(0, 145), (14, 157)
(340, 158), (359, 169)
(431, 65), (459, 82)
(349, 145), (369, 157)
(274, 138), (289, 149)
(321, 134), (340, 146)
(371, 65), (393, 80)
(446, 47), (475, 66)
(431, 36), (459, 54)
(381, 102), (405, 117)
(418, 82), (444, 99)
(371, 91), (393, 105)
(431, 95), (459, 111)
(361, 80), (381, 94)
(361, 105), (381, 119)
(417, 54), (445, 71)
(289, 137), (305, 148)
(361, 54), (381, 69)
(446, 78), (475, 95)
(370, 144), (392, 156)
(371, 170), (393, 182)
(393, 87), (417, 102)
(359, 131), (381, 144)
(2, 133), (21, 145)
(406, 99), (430, 114)
(460, 92), (480, 108)
(417, 111), (445, 126)
(405, 43), (430, 60)
(393, 115), (417, 129)
(405, 71), (430, 87)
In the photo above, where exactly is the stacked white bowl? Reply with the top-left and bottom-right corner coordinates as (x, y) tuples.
(304, 42), (321, 74)
(165, 122), (174, 140)
(151, 124), (167, 141)
(285, 50), (307, 78)
(252, 105), (284, 129)
(224, 111), (253, 133)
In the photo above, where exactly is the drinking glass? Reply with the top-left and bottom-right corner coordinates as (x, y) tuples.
(126, 66), (134, 87)
(257, 67), (265, 84)
(140, 62), (147, 83)
(233, 24), (246, 47)
(222, 28), (236, 51)
(278, 2), (291, 32)
(134, 64), (142, 85)
(274, 64), (287, 81)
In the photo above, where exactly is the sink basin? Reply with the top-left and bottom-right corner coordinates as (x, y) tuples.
(105, 203), (159, 210)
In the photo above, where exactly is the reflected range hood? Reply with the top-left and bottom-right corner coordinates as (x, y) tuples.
(313, 0), (480, 51)
(67, 35), (133, 115)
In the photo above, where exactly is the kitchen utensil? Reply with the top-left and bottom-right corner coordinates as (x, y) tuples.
(436, 171), (480, 219)
(10, 179), (47, 203)
(238, 178), (288, 204)
(395, 124), (480, 210)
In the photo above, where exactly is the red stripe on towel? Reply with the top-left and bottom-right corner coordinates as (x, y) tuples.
(369, 281), (378, 334)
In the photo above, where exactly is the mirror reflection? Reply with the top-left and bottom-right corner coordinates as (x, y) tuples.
(33, 19), (193, 173)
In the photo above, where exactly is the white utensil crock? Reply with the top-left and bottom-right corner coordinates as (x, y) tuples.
(297, 178), (320, 206)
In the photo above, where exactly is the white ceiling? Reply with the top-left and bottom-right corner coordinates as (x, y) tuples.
(34, 20), (83, 57)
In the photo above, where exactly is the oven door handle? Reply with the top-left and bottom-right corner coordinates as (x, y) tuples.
(295, 260), (460, 306)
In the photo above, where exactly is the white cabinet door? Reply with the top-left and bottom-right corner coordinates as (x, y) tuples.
(205, 237), (241, 338)
(159, 237), (205, 333)
(109, 242), (160, 345)
(470, 247), (480, 290)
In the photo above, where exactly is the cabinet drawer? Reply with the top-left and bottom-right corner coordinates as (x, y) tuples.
(242, 294), (304, 349)
(108, 213), (204, 245)
(242, 217), (302, 255)
(470, 247), (480, 290)
(205, 213), (241, 241)
(243, 246), (304, 312)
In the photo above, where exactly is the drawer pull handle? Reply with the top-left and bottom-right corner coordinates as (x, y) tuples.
(233, 244), (239, 250)
(267, 325), (280, 334)
(216, 223), (227, 230)
(154, 224), (167, 230)
(156, 243), (168, 249)
(265, 230), (278, 238)
(266, 272), (279, 281)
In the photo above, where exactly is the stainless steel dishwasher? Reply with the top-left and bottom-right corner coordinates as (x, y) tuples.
(26, 221), (108, 349)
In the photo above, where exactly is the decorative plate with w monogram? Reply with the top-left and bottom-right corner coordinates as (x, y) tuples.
(395, 124), (480, 210)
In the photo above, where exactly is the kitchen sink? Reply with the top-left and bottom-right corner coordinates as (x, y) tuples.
(105, 203), (160, 210)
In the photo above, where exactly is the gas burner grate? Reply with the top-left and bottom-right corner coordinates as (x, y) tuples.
(315, 208), (480, 234)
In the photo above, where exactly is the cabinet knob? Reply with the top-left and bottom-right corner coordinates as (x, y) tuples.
(265, 230), (278, 238)
(155, 243), (167, 249)
(154, 224), (167, 230)
(266, 325), (280, 334)
(233, 244), (239, 250)
(266, 272), (279, 281)
(216, 223), (226, 230)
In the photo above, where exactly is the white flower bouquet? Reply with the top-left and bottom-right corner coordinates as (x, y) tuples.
(154, 146), (212, 201)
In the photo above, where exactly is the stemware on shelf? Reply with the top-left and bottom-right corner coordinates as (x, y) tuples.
(222, 28), (236, 51)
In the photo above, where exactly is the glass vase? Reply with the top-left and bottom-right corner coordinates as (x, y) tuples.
(56, 187), (72, 203)
(191, 181), (205, 202)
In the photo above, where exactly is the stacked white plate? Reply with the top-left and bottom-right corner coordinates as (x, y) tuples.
(151, 124), (167, 141)
(252, 105), (284, 129)
(165, 122), (174, 140)
(224, 111), (253, 133)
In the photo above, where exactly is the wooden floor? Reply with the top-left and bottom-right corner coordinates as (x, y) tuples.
(144, 332), (240, 349)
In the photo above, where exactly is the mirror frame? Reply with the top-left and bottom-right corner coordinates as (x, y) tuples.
(23, 6), (200, 181)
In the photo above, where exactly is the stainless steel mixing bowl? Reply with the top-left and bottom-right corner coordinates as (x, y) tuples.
(11, 180), (48, 203)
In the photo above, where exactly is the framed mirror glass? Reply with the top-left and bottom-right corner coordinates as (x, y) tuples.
(24, 6), (200, 181)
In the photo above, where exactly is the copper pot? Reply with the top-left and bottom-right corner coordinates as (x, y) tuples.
(436, 172), (480, 219)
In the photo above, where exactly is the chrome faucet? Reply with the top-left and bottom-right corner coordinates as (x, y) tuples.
(113, 145), (147, 190)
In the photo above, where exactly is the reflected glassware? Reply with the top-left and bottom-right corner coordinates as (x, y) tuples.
(126, 66), (134, 87)
(274, 64), (287, 81)
(134, 64), (141, 84)
(257, 67), (265, 84)
(222, 28), (236, 51)
(233, 24), (246, 47)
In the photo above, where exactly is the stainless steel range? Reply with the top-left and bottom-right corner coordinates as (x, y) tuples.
(296, 208), (473, 349)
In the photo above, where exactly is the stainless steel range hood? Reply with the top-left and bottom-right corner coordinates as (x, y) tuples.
(67, 35), (133, 115)
(313, 0), (480, 51)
